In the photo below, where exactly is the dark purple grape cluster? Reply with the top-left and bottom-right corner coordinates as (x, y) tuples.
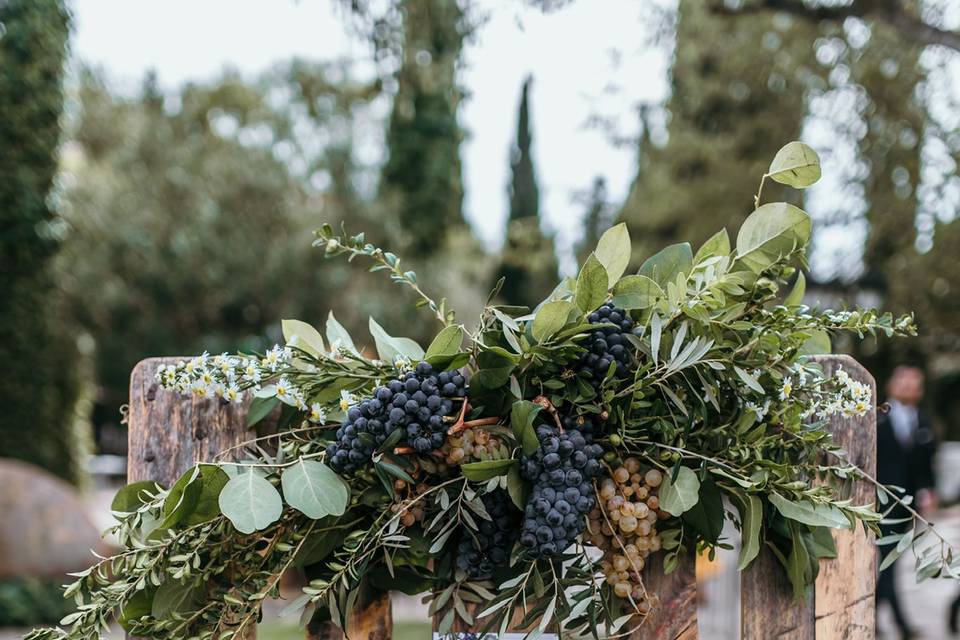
(562, 414), (603, 441)
(575, 302), (635, 389)
(518, 425), (604, 559)
(326, 362), (467, 474)
(455, 489), (520, 578)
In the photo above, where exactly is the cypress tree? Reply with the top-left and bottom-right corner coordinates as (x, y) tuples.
(618, 1), (816, 263)
(577, 176), (611, 267)
(0, 0), (84, 483)
(381, 0), (467, 258)
(496, 77), (558, 305)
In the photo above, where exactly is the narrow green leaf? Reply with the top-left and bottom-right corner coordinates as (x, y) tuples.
(246, 395), (279, 428)
(733, 492), (763, 570)
(511, 400), (542, 456)
(769, 493), (850, 529)
(461, 459), (517, 481)
(784, 271), (806, 307)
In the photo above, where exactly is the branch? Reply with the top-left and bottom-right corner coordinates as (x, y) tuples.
(709, 0), (960, 53)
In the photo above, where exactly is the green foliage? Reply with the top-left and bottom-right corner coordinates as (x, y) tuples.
(0, 0), (87, 484)
(26, 148), (933, 640)
(381, 0), (468, 257)
(0, 577), (76, 627)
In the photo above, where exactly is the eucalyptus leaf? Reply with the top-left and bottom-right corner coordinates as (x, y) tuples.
(219, 470), (283, 534)
(638, 242), (692, 286)
(326, 311), (356, 353)
(281, 319), (325, 357)
(369, 317), (424, 362)
(767, 141), (821, 188)
(611, 275), (663, 310)
(532, 300), (576, 342)
(735, 202), (811, 273)
(659, 466), (700, 516)
(784, 271), (806, 307)
(281, 459), (350, 519)
(425, 324), (464, 358)
(694, 228), (731, 264)
(593, 223), (631, 283)
(575, 253), (609, 312)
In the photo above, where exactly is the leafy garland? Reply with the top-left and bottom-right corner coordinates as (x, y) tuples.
(28, 142), (954, 640)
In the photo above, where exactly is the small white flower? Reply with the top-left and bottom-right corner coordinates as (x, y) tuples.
(212, 382), (226, 397)
(779, 377), (793, 400)
(339, 389), (356, 411)
(225, 384), (242, 403)
(393, 355), (413, 372)
(242, 361), (261, 384)
(262, 345), (285, 372)
(199, 370), (215, 386)
(275, 378), (295, 404)
(190, 381), (210, 397)
(308, 403), (327, 424)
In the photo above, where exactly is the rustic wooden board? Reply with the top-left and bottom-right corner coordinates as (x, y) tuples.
(633, 553), (697, 639)
(740, 354), (876, 639)
(811, 355), (876, 640)
(129, 357), (392, 640)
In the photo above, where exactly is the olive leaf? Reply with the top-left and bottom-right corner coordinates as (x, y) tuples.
(425, 324), (464, 358)
(769, 493), (850, 529)
(611, 275), (663, 310)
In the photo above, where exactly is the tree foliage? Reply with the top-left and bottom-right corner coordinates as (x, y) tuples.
(0, 0), (87, 483)
(495, 77), (558, 306)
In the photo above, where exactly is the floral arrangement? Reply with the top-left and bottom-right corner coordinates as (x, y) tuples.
(30, 142), (955, 640)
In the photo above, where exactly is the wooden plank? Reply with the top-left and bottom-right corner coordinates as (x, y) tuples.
(811, 355), (876, 640)
(128, 357), (257, 640)
(306, 587), (392, 640)
(741, 354), (876, 639)
(129, 357), (392, 640)
(632, 553), (697, 639)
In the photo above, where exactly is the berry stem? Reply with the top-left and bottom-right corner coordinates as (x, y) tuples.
(447, 417), (501, 435)
(533, 394), (564, 432)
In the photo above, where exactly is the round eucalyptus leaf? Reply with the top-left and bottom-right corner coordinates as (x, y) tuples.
(218, 470), (283, 534)
(767, 141), (821, 188)
(281, 459), (350, 519)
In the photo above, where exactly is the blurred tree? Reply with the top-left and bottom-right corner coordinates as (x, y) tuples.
(380, 0), (468, 258)
(0, 0), (87, 483)
(576, 177), (612, 267)
(618, 1), (816, 263)
(56, 65), (383, 446)
(495, 77), (558, 306)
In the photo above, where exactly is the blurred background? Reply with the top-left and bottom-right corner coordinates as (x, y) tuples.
(1, 0), (958, 638)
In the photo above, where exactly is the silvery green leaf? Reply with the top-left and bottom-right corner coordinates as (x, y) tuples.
(639, 242), (692, 286)
(575, 253), (609, 312)
(281, 319), (325, 357)
(369, 316), (424, 361)
(281, 459), (349, 519)
(593, 223), (631, 283)
(659, 466), (700, 516)
(326, 311), (357, 353)
(218, 470), (283, 534)
(767, 141), (821, 188)
(735, 202), (811, 273)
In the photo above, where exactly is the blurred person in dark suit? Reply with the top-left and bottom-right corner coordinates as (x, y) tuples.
(877, 365), (937, 640)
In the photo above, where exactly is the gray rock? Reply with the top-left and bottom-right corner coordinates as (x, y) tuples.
(0, 459), (110, 578)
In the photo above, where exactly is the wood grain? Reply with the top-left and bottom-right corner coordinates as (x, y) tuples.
(129, 357), (391, 640)
(811, 355), (876, 640)
(632, 552), (698, 639)
(128, 357), (257, 640)
(740, 354), (876, 639)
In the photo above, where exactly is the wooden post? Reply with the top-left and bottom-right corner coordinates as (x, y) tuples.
(128, 357), (392, 640)
(741, 354), (877, 639)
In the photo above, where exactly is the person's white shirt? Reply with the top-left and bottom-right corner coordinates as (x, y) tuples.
(887, 398), (919, 448)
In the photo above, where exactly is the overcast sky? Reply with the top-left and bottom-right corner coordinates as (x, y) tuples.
(70, 0), (672, 267)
